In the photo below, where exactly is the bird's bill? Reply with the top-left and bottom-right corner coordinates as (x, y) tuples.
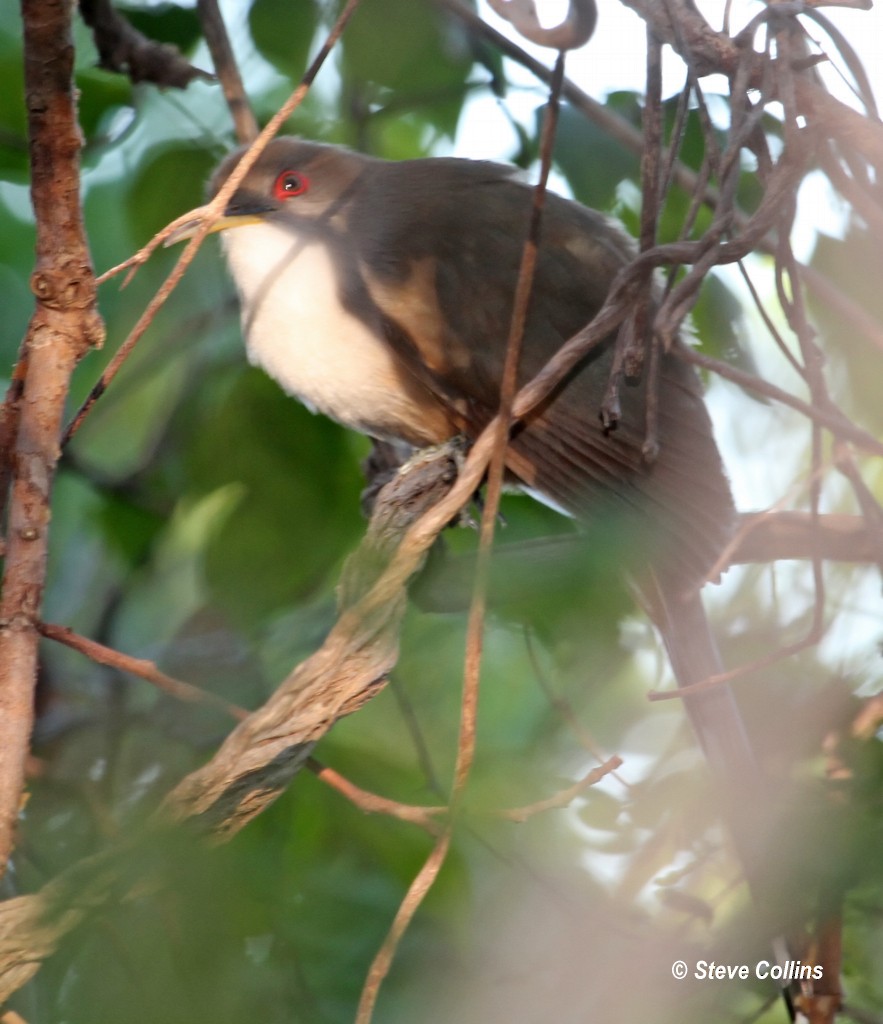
(163, 206), (265, 247)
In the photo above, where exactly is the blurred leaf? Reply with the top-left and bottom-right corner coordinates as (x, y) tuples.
(341, 0), (472, 138)
(577, 787), (624, 831)
(187, 370), (364, 626)
(471, 33), (506, 98)
(0, 18), (28, 181)
(661, 94), (725, 176)
(44, 472), (130, 628)
(97, 489), (165, 566)
(736, 164), (765, 215)
(111, 485), (245, 657)
(810, 224), (883, 431)
(552, 98), (640, 212)
(120, 2), (203, 53)
(76, 66), (135, 145)
(691, 271), (760, 381)
(0, 201), (35, 362)
(364, 111), (434, 161)
(248, 0), (318, 79)
(126, 144), (216, 238)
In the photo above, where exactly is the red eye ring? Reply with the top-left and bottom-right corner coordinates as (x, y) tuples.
(273, 169), (309, 201)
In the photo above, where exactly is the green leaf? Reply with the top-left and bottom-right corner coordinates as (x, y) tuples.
(0, 19), (28, 181)
(187, 371), (364, 625)
(551, 99), (640, 212)
(248, 0), (318, 79)
(340, 0), (472, 139)
(0, 206), (35, 363)
(76, 66), (135, 146)
(810, 224), (883, 430)
(120, 2), (203, 53)
(691, 271), (759, 376)
(126, 144), (216, 237)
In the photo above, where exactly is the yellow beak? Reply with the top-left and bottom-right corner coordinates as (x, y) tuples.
(163, 206), (266, 247)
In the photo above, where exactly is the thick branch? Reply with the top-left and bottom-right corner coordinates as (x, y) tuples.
(0, 0), (103, 878)
(165, 443), (460, 834)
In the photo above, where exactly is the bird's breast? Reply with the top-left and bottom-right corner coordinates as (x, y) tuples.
(220, 220), (453, 445)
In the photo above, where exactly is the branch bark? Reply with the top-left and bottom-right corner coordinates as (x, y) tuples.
(0, 0), (103, 878)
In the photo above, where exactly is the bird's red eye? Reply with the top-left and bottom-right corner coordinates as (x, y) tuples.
(273, 170), (309, 201)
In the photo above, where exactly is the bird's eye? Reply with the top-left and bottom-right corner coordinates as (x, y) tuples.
(273, 170), (309, 201)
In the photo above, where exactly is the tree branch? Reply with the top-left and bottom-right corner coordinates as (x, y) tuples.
(0, 0), (103, 879)
(79, 0), (212, 89)
(196, 0), (258, 143)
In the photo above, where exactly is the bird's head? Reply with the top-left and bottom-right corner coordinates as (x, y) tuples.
(167, 137), (367, 243)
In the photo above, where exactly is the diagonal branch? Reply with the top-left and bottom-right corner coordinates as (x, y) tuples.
(78, 0), (212, 88)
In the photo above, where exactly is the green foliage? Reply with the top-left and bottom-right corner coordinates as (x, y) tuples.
(340, 0), (473, 139)
(128, 144), (218, 236)
(76, 67), (135, 146)
(811, 223), (883, 432)
(122, 2), (204, 52)
(249, 0), (318, 80)
(4, 2), (882, 1023)
(552, 94), (641, 210)
(0, 11), (27, 181)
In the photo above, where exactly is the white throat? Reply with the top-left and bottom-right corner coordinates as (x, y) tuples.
(221, 220), (442, 443)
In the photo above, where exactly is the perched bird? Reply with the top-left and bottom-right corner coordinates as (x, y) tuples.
(185, 137), (761, 816)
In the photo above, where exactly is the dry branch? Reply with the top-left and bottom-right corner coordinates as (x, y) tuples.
(165, 443), (462, 835)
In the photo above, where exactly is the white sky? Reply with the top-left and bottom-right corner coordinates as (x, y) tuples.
(453, 1), (880, 250)
(478, 0), (883, 110)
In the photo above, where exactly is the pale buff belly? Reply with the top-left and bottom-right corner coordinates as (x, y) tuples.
(221, 220), (453, 446)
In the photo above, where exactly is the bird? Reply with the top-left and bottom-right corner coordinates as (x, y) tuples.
(203, 139), (734, 577)
(180, 137), (765, 854)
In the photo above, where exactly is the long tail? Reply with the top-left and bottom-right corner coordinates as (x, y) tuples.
(652, 584), (758, 782)
(650, 578), (795, 1018)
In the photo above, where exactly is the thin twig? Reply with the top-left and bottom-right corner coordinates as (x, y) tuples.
(38, 622), (249, 722)
(304, 760), (445, 833)
(455, 50), (566, 802)
(486, 0), (597, 49)
(499, 756), (622, 822)
(355, 831), (452, 1024)
(679, 346), (883, 455)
